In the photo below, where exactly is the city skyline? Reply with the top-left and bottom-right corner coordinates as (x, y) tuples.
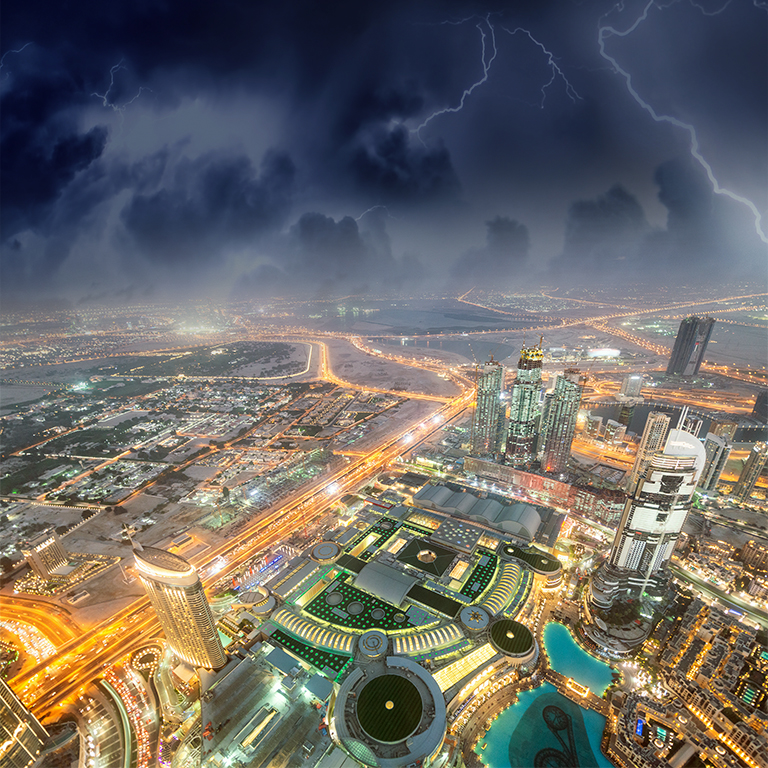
(1, 1), (767, 766)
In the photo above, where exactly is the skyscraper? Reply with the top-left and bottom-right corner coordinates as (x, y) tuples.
(710, 419), (738, 441)
(134, 544), (227, 670)
(666, 316), (716, 376)
(606, 428), (705, 594)
(538, 369), (584, 475)
(619, 374), (643, 399)
(470, 357), (505, 457)
(628, 411), (670, 489)
(732, 442), (768, 503)
(699, 432), (732, 493)
(0, 678), (48, 768)
(20, 529), (68, 578)
(505, 345), (543, 467)
(752, 390), (768, 423)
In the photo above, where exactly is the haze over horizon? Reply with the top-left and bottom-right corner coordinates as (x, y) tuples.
(2, 0), (766, 307)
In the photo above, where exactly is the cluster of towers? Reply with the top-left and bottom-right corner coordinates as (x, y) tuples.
(470, 345), (585, 476)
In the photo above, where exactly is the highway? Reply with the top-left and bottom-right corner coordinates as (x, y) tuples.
(13, 387), (472, 721)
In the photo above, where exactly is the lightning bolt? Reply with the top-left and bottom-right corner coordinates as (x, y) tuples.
(0, 42), (32, 80)
(598, 1), (768, 244)
(502, 27), (582, 107)
(92, 59), (151, 113)
(355, 205), (398, 222)
(412, 15), (498, 141)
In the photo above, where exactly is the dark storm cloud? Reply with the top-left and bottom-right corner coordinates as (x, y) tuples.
(349, 126), (461, 203)
(1, 0), (765, 302)
(0, 51), (109, 239)
(121, 150), (295, 262)
(451, 216), (530, 288)
(554, 184), (649, 275)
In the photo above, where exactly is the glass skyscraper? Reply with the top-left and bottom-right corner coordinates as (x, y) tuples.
(134, 545), (227, 670)
(538, 369), (584, 475)
(505, 345), (543, 467)
(470, 358), (505, 457)
(666, 316), (715, 376)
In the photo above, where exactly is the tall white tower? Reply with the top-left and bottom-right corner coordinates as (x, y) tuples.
(609, 429), (706, 594)
(628, 411), (670, 489)
(134, 545), (227, 670)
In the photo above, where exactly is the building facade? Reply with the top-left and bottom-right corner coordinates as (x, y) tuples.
(505, 345), (543, 467)
(619, 374), (643, 399)
(19, 529), (68, 579)
(666, 316), (715, 376)
(732, 442), (768, 503)
(699, 432), (732, 493)
(0, 678), (48, 768)
(628, 411), (670, 490)
(607, 429), (705, 595)
(470, 358), (505, 457)
(538, 369), (584, 475)
(134, 545), (227, 670)
(752, 390), (768, 423)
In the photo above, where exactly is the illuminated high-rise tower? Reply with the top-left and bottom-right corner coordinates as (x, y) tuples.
(19, 529), (68, 579)
(699, 432), (732, 493)
(666, 316), (715, 376)
(732, 443), (768, 503)
(470, 357), (505, 457)
(0, 678), (48, 768)
(628, 411), (670, 489)
(606, 429), (705, 594)
(538, 369), (584, 475)
(134, 544), (227, 670)
(506, 345), (543, 467)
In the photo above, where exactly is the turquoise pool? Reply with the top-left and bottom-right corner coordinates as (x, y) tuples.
(475, 683), (613, 768)
(543, 622), (615, 695)
(475, 624), (617, 767)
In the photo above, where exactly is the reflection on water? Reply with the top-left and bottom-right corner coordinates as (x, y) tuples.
(476, 684), (612, 768)
(476, 626), (616, 767)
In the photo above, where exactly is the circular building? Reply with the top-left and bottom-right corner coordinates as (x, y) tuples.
(330, 657), (446, 767)
(489, 619), (538, 667)
(310, 541), (342, 564)
(358, 630), (388, 660)
(236, 585), (276, 616)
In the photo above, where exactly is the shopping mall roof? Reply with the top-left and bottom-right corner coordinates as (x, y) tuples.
(354, 561), (417, 607)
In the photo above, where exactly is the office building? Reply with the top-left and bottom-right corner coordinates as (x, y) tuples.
(628, 411), (670, 489)
(603, 428), (705, 596)
(699, 433), (732, 493)
(680, 413), (703, 438)
(470, 357), (505, 457)
(604, 419), (626, 445)
(753, 390), (768, 423)
(666, 316), (715, 376)
(538, 369), (584, 475)
(19, 529), (68, 579)
(710, 420), (738, 441)
(505, 345), (543, 466)
(585, 414), (603, 439)
(134, 544), (227, 670)
(617, 403), (635, 429)
(732, 442), (768, 503)
(619, 374), (643, 400)
(0, 678), (48, 768)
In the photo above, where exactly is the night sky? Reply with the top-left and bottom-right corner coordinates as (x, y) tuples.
(2, 0), (766, 305)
